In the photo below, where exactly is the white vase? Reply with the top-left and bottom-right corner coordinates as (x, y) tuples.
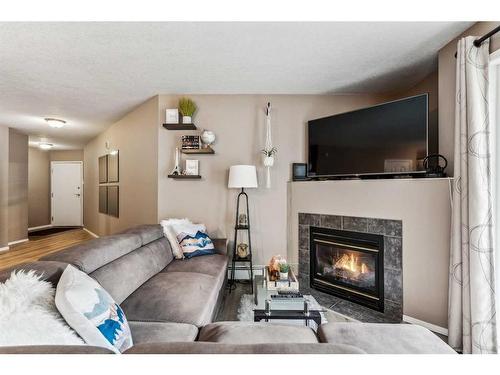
(280, 271), (288, 280)
(182, 115), (192, 124)
(264, 156), (274, 167)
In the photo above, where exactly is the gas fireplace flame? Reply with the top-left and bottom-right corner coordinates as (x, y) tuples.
(334, 253), (369, 277)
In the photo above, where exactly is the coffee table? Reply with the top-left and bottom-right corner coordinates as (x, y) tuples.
(252, 275), (325, 327)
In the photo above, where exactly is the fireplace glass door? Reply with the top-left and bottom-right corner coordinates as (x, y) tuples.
(310, 227), (384, 311)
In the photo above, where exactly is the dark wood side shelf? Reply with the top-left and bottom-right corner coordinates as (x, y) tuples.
(163, 123), (197, 130)
(181, 147), (215, 154)
(167, 174), (202, 179)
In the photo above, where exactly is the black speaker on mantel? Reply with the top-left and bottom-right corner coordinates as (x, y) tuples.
(292, 163), (310, 181)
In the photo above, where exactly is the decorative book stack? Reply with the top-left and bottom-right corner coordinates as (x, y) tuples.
(181, 135), (200, 150)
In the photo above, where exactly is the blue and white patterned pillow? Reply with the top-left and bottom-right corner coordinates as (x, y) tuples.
(170, 222), (215, 259)
(55, 265), (133, 353)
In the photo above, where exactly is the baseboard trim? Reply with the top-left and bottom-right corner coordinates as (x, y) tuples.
(0, 246), (9, 252)
(28, 224), (53, 232)
(403, 315), (448, 336)
(8, 238), (29, 246)
(83, 228), (99, 238)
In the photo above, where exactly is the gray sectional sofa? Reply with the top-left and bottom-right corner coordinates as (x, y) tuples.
(0, 224), (455, 354)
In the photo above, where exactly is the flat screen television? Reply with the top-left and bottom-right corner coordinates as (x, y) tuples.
(308, 94), (430, 178)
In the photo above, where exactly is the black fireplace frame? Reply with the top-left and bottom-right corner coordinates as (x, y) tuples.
(309, 226), (385, 312)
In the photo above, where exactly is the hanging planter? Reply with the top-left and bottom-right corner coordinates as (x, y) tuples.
(262, 148), (277, 167)
(262, 102), (277, 189)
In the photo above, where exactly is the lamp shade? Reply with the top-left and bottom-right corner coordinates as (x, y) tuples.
(228, 165), (258, 189)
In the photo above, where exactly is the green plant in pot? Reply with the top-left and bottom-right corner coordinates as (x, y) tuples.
(179, 98), (197, 124)
(279, 262), (290, 280)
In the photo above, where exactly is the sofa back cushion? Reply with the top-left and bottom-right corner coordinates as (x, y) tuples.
(40, 234), (142, 273)
(0, 261), (69, 286)
(119, 224), (164, 246)
(90, 237), (174, 304)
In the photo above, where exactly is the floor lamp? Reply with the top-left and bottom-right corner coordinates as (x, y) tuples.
(228, 165), (258, 293)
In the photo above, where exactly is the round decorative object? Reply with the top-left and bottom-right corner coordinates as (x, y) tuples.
(201, 130), (216, 147)
(237, 243), (249, 258)
(263, 156), (274, 167)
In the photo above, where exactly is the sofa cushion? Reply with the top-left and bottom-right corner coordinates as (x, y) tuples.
(120, 224), (164, 246)
(198, 322), (318, 344)
(90, 238), (174, 304)
(121, 272), (219, 327)
(129, 321), (198, 344)
(41, 234), (142, 273)
(124, 342), (366, 354)
(163, 254), (228, 292)
(317, 323), (456, 354)
(0, 261), (68, 286)
(164, 254), (227, 278)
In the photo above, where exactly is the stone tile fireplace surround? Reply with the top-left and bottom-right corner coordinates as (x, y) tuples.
(298, 213), (403, 323)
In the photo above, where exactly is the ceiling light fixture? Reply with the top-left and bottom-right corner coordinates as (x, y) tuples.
(44, 117), (66, 128)
(39, 142), (54, 150)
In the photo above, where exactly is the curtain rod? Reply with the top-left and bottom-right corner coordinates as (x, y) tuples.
(473, 25), (500, 47)
(454, 25), (500, 58)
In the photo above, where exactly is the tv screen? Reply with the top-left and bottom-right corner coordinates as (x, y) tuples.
(308, 94), (429, 177)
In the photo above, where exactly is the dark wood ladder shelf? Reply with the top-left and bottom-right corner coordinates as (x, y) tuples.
(167, 174), (202, 179)
(163, 123), (197, 130)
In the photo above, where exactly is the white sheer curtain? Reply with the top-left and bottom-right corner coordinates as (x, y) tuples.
(491, 48), (500, 347)
(448, 36), (498, 354)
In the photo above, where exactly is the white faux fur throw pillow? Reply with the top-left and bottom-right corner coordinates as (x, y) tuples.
(0, 270), (84, 346)
(160, 218), (192, 259)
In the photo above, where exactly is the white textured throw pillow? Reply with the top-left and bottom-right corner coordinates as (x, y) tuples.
(0, 270), (84, 346)
(55, 265), (133, 353)
(160, 218), (192, 259)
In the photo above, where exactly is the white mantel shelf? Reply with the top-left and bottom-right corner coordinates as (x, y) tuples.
(289, 177), (454, 183)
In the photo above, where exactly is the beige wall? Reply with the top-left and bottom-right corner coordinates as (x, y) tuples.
(84, 96), (159, 235)
(8, 129), (28, 242)
(50, 150), (84, 162)
(438, 21), (500, 175)
(0, 126), (8, 248)
(157, 94), (386, 265)
(28, 147), (50, 228)
(287, 178), (452, 329)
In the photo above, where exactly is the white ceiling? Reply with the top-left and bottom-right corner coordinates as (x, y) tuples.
(0, 22), (473, 149)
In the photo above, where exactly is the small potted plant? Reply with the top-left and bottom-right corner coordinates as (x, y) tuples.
(261, 147), (277, 167)
(179, 98), (197, 124)
(279, 262), (290, 280)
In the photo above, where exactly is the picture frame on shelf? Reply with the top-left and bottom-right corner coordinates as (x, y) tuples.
(165, 109), (179, 124)
(185, 159), (199, 176)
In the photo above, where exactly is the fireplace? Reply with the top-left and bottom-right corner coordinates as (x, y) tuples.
(310, 226), (384, 311)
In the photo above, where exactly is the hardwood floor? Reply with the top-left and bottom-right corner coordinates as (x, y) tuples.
(0, 229), (94, 270)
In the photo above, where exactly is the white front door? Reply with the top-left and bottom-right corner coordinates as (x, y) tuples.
(51, 161), (83, 226)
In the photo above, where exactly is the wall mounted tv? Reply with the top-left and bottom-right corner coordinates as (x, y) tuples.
(308, 94), (433, 178)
